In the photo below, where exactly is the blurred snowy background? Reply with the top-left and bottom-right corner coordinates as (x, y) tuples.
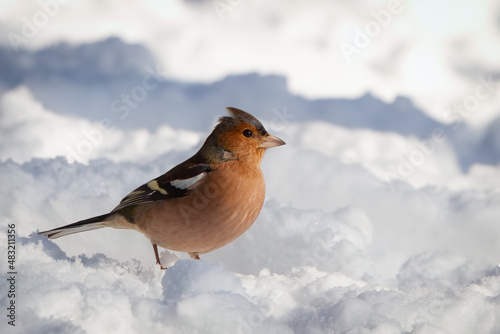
(1, 0), (500, 333)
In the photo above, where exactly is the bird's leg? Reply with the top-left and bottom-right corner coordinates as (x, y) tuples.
(189, 252), (200, 260)
(152, 244), (167, 270)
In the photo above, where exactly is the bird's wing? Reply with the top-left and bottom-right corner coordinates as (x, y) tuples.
(111, 163), (212, 212)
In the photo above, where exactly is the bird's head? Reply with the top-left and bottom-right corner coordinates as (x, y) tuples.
(199, 107), (286, 165)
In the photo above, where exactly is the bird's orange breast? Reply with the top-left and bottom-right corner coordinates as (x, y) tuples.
(133, 161), (266, 254)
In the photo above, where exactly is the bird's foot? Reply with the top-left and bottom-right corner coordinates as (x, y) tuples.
(189, 253), (200, 260)
(152, 244), (168, 270)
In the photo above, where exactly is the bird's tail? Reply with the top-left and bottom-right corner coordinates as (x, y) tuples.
(38, 213), (111, 239)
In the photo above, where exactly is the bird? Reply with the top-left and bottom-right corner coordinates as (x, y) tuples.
(38, 107), (285, 269)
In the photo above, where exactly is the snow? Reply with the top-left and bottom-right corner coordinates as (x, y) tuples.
(0, 86), (201, 164)
(1, 1), (500, 333)
(2, 109), (500, 332)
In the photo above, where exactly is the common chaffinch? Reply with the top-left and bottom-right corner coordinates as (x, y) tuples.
(39, 107), (285, 269)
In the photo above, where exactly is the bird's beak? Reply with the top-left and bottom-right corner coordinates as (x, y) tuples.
(259, 134), (286, 148)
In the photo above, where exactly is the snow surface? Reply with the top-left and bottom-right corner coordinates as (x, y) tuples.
(1, 1), (500, 333)
(1, 97), (500, 332)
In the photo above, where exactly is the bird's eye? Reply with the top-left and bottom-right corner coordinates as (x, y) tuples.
(242, 129), (253, 138)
